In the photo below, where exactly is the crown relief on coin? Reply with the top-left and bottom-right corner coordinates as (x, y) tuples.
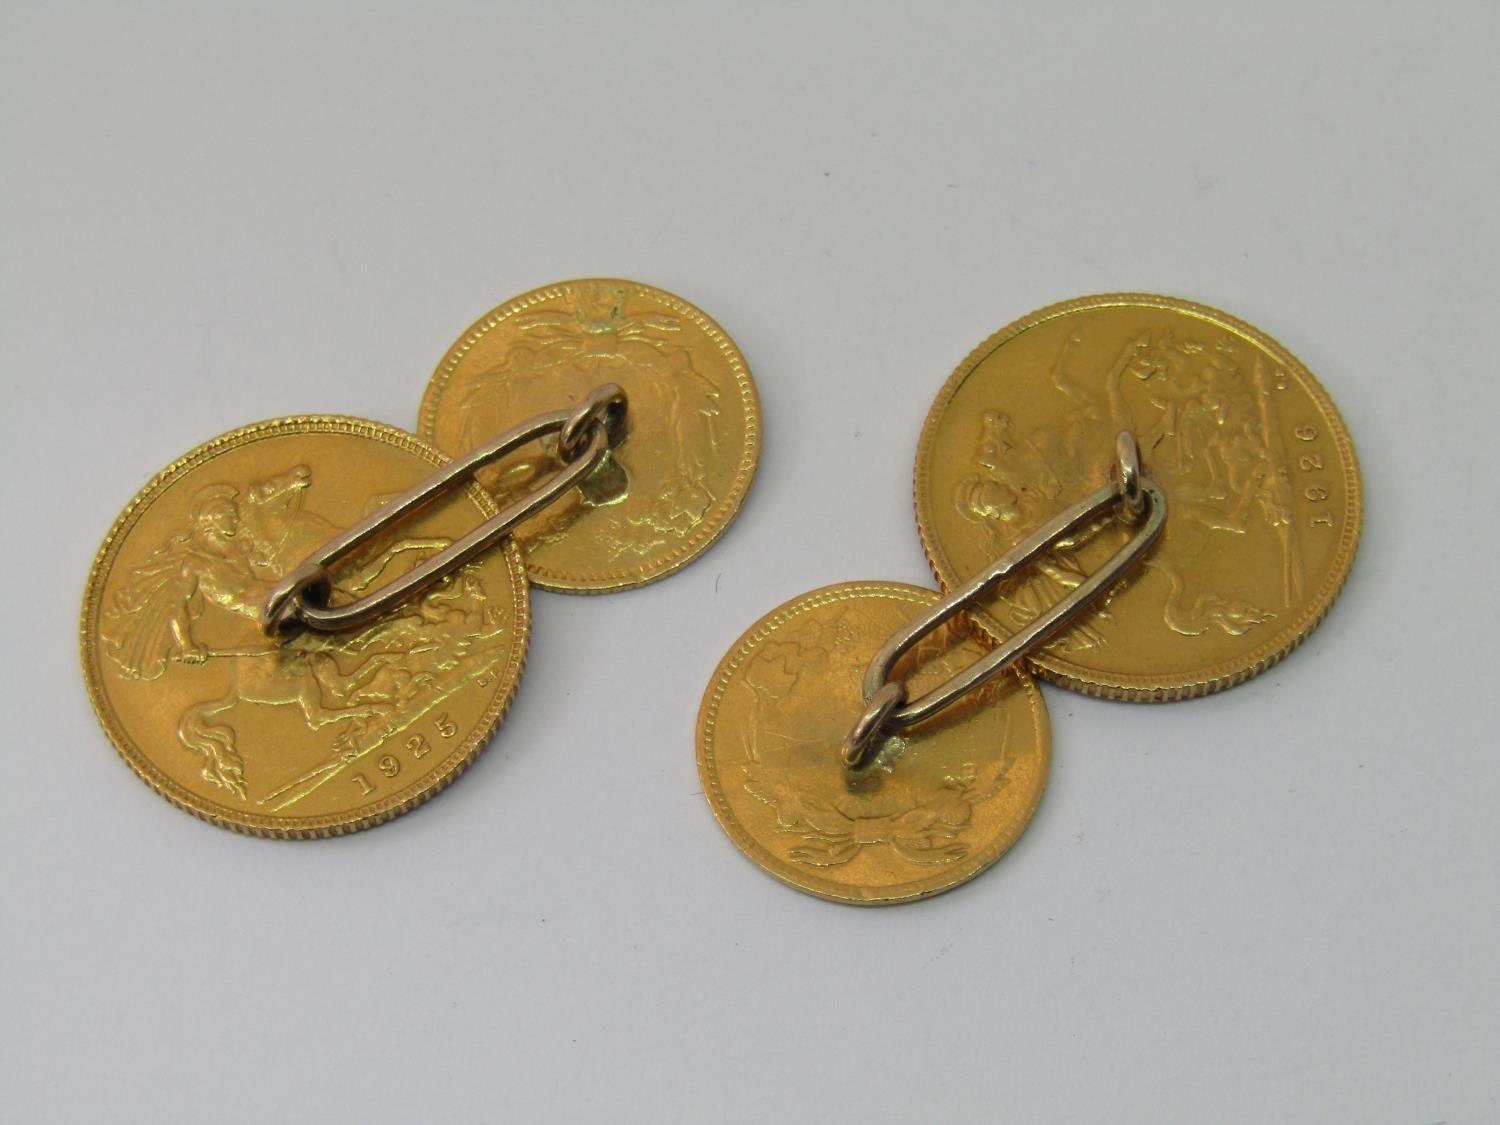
(914, 293), (1362, 701)
(418, 278), (762, 593)
(80, 417), (529, 837)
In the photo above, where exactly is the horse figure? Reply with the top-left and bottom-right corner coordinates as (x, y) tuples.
(102, 464), (457, 799)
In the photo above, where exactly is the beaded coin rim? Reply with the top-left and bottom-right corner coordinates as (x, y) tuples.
(696, 581), (1051, 905)
(914, 293), (1363, 701)
(418, 278), (762, 593)
(79, 416), (531, 837)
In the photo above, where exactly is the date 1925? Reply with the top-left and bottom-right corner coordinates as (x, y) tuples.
(348, 711), (459, 797)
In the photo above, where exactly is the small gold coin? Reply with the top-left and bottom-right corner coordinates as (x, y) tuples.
(81, 417), (530, 837)
(915, 294), (1362, 700)
(697, 583), (1050, 905)
(419, 279), (761, 593)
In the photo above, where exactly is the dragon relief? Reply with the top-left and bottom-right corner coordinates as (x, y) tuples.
(954, 329), (1301, 650)
(737, 611), (1012, 868)
(98, 465), (512, 808)
(453, 283), (723, 559)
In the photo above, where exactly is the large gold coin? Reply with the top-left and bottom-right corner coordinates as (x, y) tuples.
(418, 279), (761, 593)
(80, 417), (530, 837)
(697, 583), (1050, 905)
(916, 294), (1362, 700)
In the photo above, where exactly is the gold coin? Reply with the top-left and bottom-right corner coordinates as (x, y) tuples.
(915, 294), (1362, 700)
(418, 279), (761, 593)
(697, 582), (1050, 905)
(80, 417), (530, 837)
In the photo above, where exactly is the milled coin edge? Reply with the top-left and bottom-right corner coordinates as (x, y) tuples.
(79, 415), (532, 838)
(417, 278), (762, 593)
(695, 581), (1050, 905)
(913, 292), (1363, 701)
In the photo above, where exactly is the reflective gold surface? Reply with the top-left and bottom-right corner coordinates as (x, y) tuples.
(81, 418), (529, 836)
(419, 279), (761, 592)
(916, 294), (1361, 700)
(697, 583), (1050, 904)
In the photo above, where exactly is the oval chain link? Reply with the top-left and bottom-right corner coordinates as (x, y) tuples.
(841, 431), (1166, 768)
(260, 383), (628, 637)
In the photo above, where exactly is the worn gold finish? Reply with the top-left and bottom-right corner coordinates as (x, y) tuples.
(915, 294), (1362, 700)
(80, 418), (529, 837)
(419, 279), (761, 593)
(697, 583), (1050, 905)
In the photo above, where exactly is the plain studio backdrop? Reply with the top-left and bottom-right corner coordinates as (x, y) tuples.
(1, 3), (1495, 1123)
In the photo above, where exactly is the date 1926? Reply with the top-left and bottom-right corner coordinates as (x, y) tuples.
(1293, 422), (1335, 529)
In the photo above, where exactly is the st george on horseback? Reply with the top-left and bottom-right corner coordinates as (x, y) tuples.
(99, 465), (456, 800)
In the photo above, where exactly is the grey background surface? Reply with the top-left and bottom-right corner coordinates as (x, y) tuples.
(2, 3), (1496, 1122)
